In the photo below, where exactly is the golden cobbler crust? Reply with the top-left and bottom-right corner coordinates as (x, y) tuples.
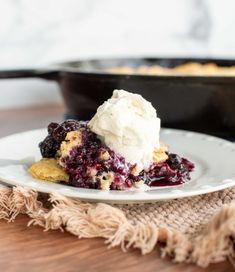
(153, 142), (168, 163)
(60, 130), (82, 157)
(28, 158), (69, 183)
(109, 63), (235, 76)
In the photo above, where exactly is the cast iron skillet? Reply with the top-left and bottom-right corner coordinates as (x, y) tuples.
(1, 58), (235, 139)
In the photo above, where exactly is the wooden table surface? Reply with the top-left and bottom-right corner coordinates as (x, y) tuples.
(0, 104), (233, 272)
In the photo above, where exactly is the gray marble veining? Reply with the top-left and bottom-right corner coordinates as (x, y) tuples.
(0, 0), (234, 108)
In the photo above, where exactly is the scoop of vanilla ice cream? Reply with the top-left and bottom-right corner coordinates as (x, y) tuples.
(88, 90), (161, 170)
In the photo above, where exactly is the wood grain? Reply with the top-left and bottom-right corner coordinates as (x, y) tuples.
(0, 105), (233, 272)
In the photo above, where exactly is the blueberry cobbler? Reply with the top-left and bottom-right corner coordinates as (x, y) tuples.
(29, 90), (194, 191)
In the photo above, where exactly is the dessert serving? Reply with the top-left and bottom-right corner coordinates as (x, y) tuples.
(29, 90), (194, 191)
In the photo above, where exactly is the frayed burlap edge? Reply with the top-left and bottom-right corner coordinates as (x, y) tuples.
(0, 185), (235, 268)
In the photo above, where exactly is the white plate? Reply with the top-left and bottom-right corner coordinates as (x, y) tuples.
(0, 128), (234, 203)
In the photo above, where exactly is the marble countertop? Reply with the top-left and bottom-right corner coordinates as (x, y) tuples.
(0, 0), (234, 108)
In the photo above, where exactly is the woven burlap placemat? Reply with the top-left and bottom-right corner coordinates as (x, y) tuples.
(0, 185), (235, 268)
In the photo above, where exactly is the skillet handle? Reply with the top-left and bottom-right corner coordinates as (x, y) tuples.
(0, 69), (59, 80)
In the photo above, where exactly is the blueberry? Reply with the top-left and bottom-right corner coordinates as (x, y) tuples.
(61, 120), (83, 131)
(52, 125), (67, 142)
(51, 120), (86, 142)
(167, 153), (182, 169)
(39, 135), (59, 158)
(47, 122), (59, 135)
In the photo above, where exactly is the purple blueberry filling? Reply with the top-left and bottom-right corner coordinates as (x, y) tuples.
(39, 120), (87, 158)
(39, 120), (194, 190)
